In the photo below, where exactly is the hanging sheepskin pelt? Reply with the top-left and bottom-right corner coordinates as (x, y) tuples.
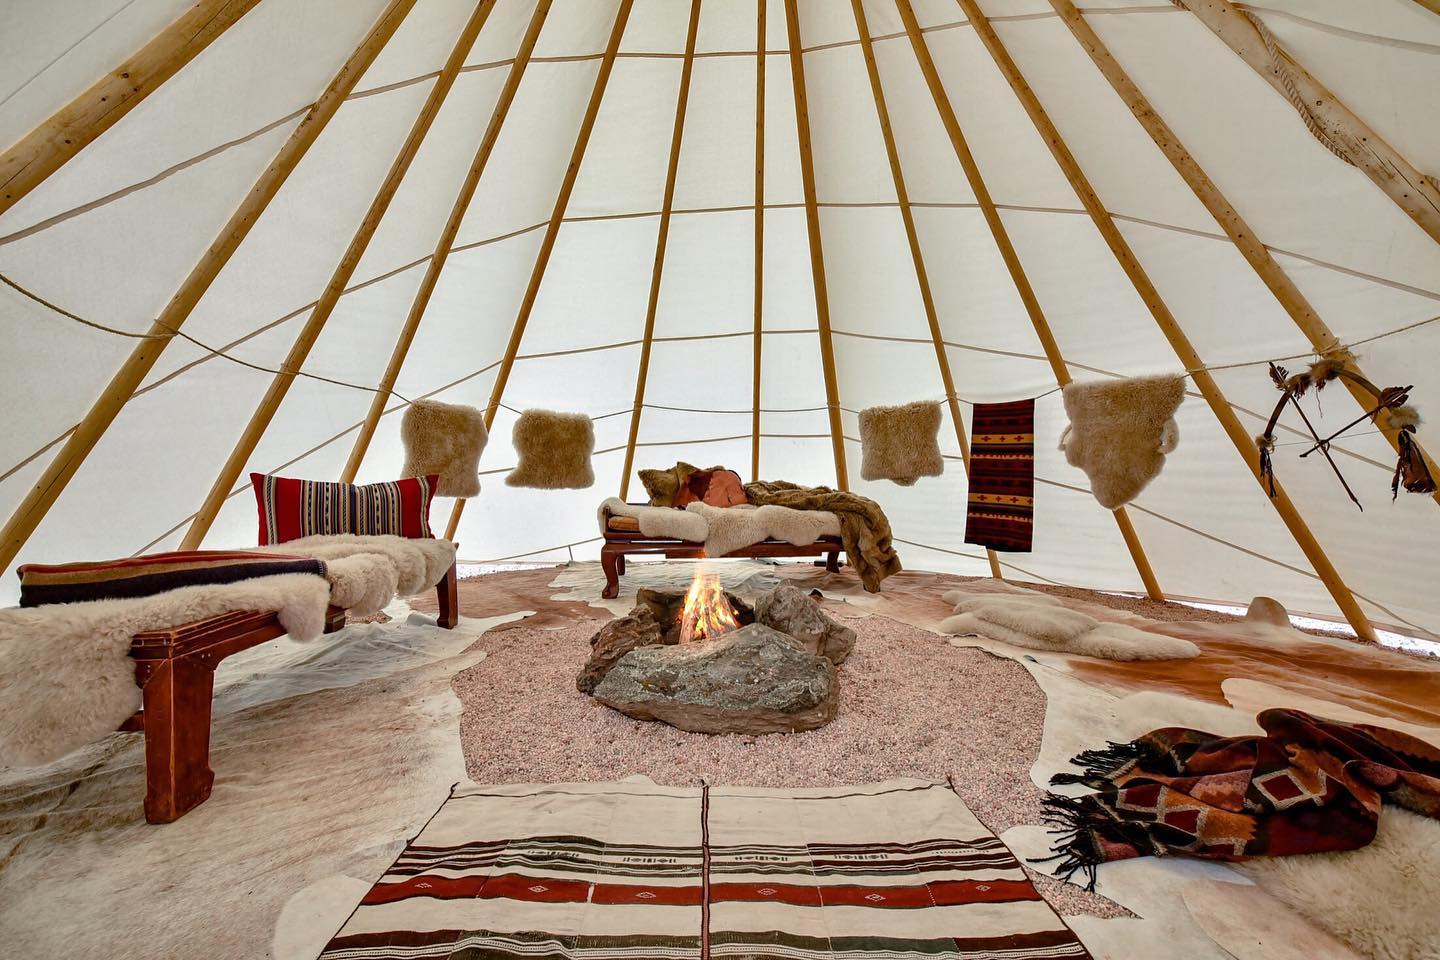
(859, 401), (944, 486)
(505, 410), (595, 489)
(401, 399), (487, 498)
(1060, 375), (1185, 509)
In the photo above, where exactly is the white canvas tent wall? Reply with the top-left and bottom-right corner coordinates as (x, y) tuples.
(1, 0), (1438, 642)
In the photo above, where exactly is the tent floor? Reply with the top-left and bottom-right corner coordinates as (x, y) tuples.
(2, 560), (1435, 959)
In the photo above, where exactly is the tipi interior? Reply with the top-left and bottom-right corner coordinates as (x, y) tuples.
(2, 0), (1439, 957)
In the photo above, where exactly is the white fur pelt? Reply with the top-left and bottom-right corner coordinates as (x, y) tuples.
(938, 588), (1198, 661)
(262, 535), (456, 601)
(1239, 807), (1440, 960)
(685, 502), (840, 558)
(599, 498), (708, 542)
(0, 574), (330, 769)
(1060, 374), (1185, 509)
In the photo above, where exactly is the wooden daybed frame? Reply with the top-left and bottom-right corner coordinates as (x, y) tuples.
(121, 561), (459, 823)
(600, 512), (843, 599)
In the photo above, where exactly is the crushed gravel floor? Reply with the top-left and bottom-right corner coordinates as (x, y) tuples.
(453, 610), (1131, 918)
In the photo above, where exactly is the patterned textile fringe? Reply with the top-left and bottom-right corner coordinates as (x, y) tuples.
(1047, 741), (1149, 788)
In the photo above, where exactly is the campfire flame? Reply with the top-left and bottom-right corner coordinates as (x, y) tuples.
(678, 568), (740, 644)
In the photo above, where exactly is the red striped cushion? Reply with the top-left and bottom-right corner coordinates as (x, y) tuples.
(17, 550), (326, 607)
(250, 473), (438, 545)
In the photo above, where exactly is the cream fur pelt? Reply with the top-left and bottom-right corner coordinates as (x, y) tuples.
(506, 409), (595, 489)
(685, 502), (840, 557)
(262, 535), (456, 599)
(401, 398), (487, 498)
(859, 400), (944, 486)
(1239, 807), (1440, 960)
(0, 573), (330, 769)
(938, 588), (1198, 661)
(1060, 374), (1185, 509)
(599, 498), (708, 542)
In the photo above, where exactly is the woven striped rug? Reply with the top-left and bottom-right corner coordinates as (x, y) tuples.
(320, 779), (1088, 960)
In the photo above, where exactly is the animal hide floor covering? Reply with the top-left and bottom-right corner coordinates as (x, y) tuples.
(963, 399), (1036, 552)
(938, 588), (1199, 661)
(858, 400), (944, 486)
(400, 399), (488, 498)
(1060, 375), (1185, 509)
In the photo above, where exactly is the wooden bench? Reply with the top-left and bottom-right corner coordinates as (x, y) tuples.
(122, 561), (459, 823)
(600, 518), (842, 599)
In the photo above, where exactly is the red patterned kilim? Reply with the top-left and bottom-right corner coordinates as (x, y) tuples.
(250, 472), (438, 545)
(1040, 708), (1440, 889)
(964, 399), (1035, 552)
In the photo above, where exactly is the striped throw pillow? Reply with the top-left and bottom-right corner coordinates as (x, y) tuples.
(250, 473), (439, 545)
(17, 551), (326, 608)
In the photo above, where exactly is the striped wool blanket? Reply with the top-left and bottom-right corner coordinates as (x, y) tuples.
(321, 779), (1088, 960)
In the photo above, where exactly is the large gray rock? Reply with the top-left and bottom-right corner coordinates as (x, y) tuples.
(754, 583), (856, 664)
(592, 623), (838, 735)
(576, 606), (668, 694)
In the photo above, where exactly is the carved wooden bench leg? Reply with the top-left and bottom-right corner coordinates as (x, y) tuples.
(601, 544), (624, 599)
(436, 561), (459, 629)
(825, 550), (841, 573)
(138, 654), (217, 824)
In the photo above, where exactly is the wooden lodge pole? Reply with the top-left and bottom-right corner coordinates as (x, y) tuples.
(895, 0), (1164, 598)
(618, 0), (704, 501)
(444, 0), (638, 539)
(783, 0), (849, 490)
(0, 0), (419, 573)
(1049, 0), (1440, 506)
(181, 0), (500, 549)
(958, 0), (1375, 639)
(0, 0), (263, 218)
(341, 0), (555, 486)
(751, 0), (767, 483)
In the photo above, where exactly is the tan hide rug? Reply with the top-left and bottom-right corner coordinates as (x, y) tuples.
(0, 599), (528, 960)
(549, 559), (1440, 960)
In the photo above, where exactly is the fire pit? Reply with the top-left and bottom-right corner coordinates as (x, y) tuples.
(577, 569), (855, 735)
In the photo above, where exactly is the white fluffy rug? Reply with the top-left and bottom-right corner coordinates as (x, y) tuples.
(937, 586), (1199, 661)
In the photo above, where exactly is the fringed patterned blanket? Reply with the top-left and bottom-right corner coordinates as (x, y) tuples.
(963, 400), (1035, 553)
(321, 779), (1089, 960)
(1039, 708), (1440, 890)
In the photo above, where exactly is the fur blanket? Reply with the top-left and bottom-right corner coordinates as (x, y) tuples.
(939, 588), (1198, 661)
(1, 536), (456, 769)
(261, 534), (456, 609)
(599, 499), (840, 559)
(0, 574), (331, 768)
(744, 480), (901, 592)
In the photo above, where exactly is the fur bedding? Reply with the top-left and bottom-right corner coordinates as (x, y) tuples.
(0, 536), (457, 768)
(939, 587), (1199, 661)
(598, 498), (839, 557)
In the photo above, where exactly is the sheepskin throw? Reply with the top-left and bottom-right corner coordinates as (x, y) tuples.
(505, 410), (595, 489)
(401, 399), (487, 498)
(939, 587), (1198, 661)
(0, 573), (332, 768)
(859, 401), (943, 486)
(963, 399), (1035, 552)
(250, 473), (438, 544)
(1060, 375), (1185, 509)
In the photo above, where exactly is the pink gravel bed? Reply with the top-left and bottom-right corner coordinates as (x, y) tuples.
(453, 610), (1129, 918)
